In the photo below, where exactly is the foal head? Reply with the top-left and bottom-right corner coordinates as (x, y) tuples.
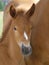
(8, 3), (35, 56)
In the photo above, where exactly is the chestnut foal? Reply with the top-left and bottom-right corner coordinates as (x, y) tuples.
(0, 1), (35, 65)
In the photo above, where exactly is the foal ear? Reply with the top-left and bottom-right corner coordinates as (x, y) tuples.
(26, 3), (35, 18)
(10, 5), (17, 18)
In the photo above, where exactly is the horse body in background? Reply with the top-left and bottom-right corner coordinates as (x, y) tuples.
(24, 0), (49, 65)
(0, 1), (35, 65)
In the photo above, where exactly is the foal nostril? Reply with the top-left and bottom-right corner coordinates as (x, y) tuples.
(22, 44), (32, 56)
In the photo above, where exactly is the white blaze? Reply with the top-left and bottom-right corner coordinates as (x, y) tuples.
(24, 31), (28, 40)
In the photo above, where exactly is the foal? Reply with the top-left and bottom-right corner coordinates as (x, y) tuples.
(0, 1), (35, 65)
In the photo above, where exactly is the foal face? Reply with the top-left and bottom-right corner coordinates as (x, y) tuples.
(12, 15), (32, 56)
(9, 3), (35, 56)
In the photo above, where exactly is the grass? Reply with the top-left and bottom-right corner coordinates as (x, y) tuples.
(0, 11), (3, 38)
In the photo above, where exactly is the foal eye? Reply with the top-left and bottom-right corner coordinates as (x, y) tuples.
(14, 27), (17, 30)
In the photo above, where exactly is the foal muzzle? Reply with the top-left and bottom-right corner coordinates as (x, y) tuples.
(21, 44), (32, 56)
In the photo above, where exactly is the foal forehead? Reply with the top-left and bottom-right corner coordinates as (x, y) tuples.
(16, 15), (28, 22)
(14, 15), (29, 26)
(12, 15), (31, 32)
